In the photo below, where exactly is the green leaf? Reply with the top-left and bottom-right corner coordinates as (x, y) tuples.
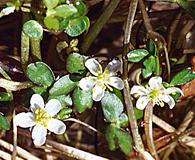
(59, 18), (69, 30)
(27, 62), (55, 87)
(0, 92), (12, 101)
(73, 0), (87, 16)
(117, 113), (128, 127)
(146, 39), (157, 55)
(73, 87), (93, 113)
(134, 108), (143, 120)
(0, 113), (9, 130)
(48, 94), (72, 106)
(54, 4), (78, 18)
(170, 68), (195, 86)
(101, 91), (124, 123)
(66, 53), (86, 74)
(44, 16), (59, 30)
(105, 125), (132, 153)
(23, 20), (43, 39)
(142, 56), (157, 78)
(32, 86), (47, 95)
(127, 49), (149, 62)
(57, 108), (72, 119)
(116, 128), (132, 153)
(65, 16), (90, 37)
(49, 75), (77, 96)
(44, 0), (59, 9)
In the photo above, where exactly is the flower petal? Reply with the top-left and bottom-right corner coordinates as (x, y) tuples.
(47, 119), (66, 134)
(162, 95), (175, 109)
(92, 84), (105, 101)
(136, 96), (150, 110)
(79, 77), (96, 90)
(30, 94), (44, 112)
(14, 112), (35, 128)
(105, 59), (121, 75)
(130, 85), (148, 96)
(164, 87), (184, 96)
(32, 124), (47, 146)
(45, 99), (61, 116)
(107, 77), (124, 90)
(148, 76), (162, 89)
(85, 58), (102, 76)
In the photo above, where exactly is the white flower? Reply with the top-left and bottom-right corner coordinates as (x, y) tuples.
(14, 94), (66, 146)
(0, 6), (15, 18)
(130, 76), (183, 110)
(79, 58), (124, 101)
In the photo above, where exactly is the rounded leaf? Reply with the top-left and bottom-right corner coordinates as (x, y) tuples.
(127, 49), (149, 62)
(27, 62), (55, 87)
(44, 16), (59, 30)
(65, 16), (90, 37)
(44, 0), (59, 9)
(23, 20), (43, 39)
(73, 87), (93, 113)
(48, 94), (72, 106)
(49, 75), (77, 96)
(0, 113), (9, 130)
(101, 91), (124, 123)
(54, 4), (77, 18)
(66, 53), (86, 74)
(74, 0), (87, 16)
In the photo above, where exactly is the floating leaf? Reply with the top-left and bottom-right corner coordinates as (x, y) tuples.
(54, 4), (78, 18)
(170, 68), (195, 86)
(49, 75), (77, 96)
(66, 53), (86, 74)
(105, 125), (132, 153)
(44, 16), (59, 30)
(0, 92), (12, 101)
(101, 91), (123, 123)
(73, 87), (93, 113)
(65, 16), (90, 37)
(23, 20), (43, 39)
(27, 62), (55, 87)
(127, 49), (149, 62)
(48, 94), (72, 106)
(0, 113), (9, 130)
(44, 0), (59, 9)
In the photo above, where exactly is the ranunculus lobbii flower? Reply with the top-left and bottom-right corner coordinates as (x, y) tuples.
(130, 76), (183, 110)
(79, 58), (124, 101)
(14, 94), (66, 146)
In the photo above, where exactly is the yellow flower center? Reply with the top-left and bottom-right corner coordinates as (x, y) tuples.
(34, 108), (52, 127)
(148, 87), (161, 99)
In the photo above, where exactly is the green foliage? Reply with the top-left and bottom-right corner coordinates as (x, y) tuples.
(23, 20), (43, 39)
(0, 92), (12, 101)
(101, 91), (124, 123)
(73, 87), (93, 113)
(142, 56), (157, 78)
(53, 4), (78, 18)
(146, 39), (157, 56)
(56, 108), (72, 119)
(127, 49), (149, 62)
(105, 125), (132, 153)
(170, 68), (195, 86)
(44, 0), (59, 9)
(65, 16), (90, 37)
(0, 113), (9, 130)
(66, 53), (86, 74)
(49, 75), (77, 96)
(48, 95), (73, 106)
(44, 16), (60, 30)
(27, 62), (55, 88)
(134, 108), (143, 120)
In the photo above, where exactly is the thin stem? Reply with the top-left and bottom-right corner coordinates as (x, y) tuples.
(144, 102), (159, 160)
(164, 46), (171, 81)
(80, 0), (120, 53)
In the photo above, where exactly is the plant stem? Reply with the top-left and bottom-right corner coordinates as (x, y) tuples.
(80, 0), (120, 53)
(144, 102), (159, 160)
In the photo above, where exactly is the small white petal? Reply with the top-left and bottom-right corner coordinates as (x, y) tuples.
(32, 124), (47, 146)
(149, 76), (162, 89)
(30, 94), (44, 112)
(105, 59), (121, 74)
(107, 77), (124, 90)
(14, 112), (35, 128)
(164, 87), (183, 96)
(47, 119), (66, 134)
(45, 99), (61, 116)
(79, 77), (96, 90)
(165, 95), (175, 109)
(130, 85), (148, 96)
(92, 84), (105, 101)
(136, 96), (150, 110)
(85, 58), (102, 76)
